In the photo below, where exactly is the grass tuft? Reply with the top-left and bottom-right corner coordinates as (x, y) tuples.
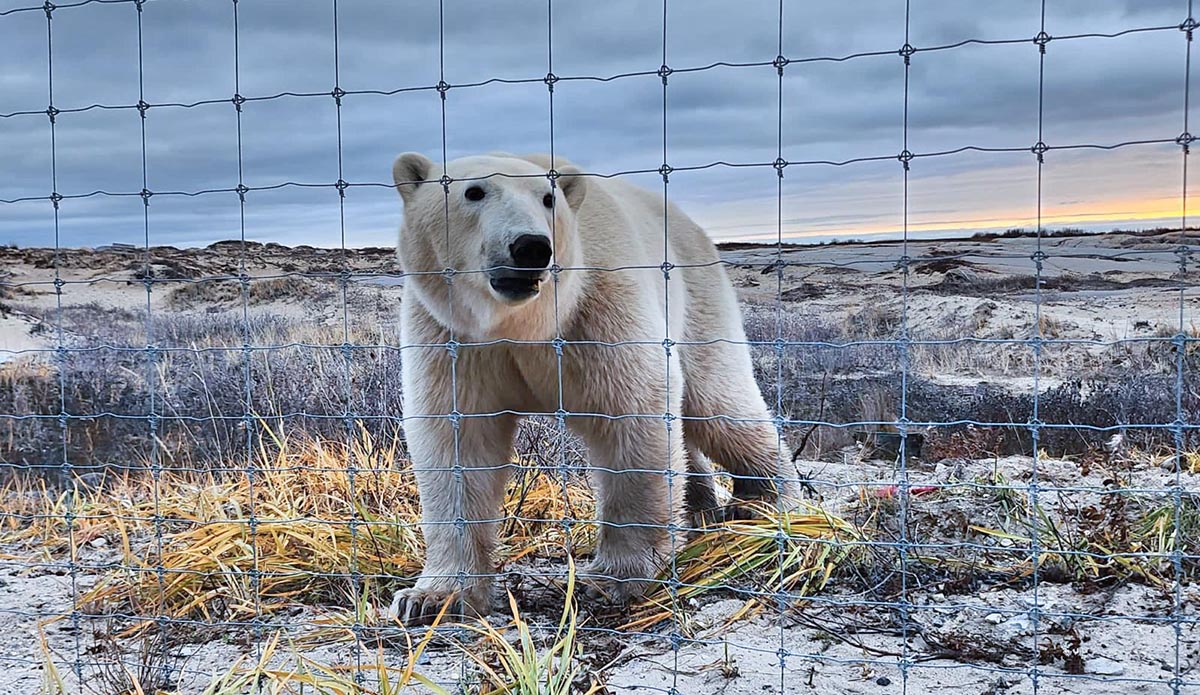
(453, 559), (604, 695)
(625, 504), (864, 632)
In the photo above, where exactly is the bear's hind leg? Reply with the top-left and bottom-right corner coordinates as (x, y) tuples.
(681, 344), (792, 516)
(686, 416), (788, 517)
(684, 443), (730, 528)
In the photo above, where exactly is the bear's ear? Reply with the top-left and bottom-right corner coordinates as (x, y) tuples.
(392, 152), (434, 205)
(557, 165), (587, 210)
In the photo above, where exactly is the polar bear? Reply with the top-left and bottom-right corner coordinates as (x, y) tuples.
(389, 152), (788, 625)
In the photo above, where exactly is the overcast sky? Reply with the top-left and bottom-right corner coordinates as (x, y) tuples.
(0, 0), (1194, 248)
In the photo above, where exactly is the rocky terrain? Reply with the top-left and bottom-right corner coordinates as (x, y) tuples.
(0, 227), (1197, 694)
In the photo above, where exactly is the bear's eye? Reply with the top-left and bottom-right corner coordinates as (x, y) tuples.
(542, 192), (554, 209)
(464, 186), (486, 202)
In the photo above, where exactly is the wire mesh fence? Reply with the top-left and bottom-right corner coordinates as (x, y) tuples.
(0, 1), (1198, 693)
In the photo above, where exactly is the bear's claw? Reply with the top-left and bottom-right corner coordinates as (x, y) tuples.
(578, 558), (661, 605)
(387, 583), (490, 626)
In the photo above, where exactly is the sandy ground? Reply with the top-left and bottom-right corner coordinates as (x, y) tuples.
(2, 230), (1195, 347)
(723, 232), (1196, 344)
(4, 450), (1199, 694)
(5, 573), (1192, 694)
(0, 313), (43, 365)
(1, 230), (1198, 693)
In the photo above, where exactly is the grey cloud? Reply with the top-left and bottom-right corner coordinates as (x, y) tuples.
(0, 0), (1191, 247)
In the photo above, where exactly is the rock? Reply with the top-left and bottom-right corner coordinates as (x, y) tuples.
(88, 537), (108, 549)
(994, 614), (1035, 642)
(1086, 656), (1126, 676)
(985, 612), (1004, 625)
(875, 676), (892, 686)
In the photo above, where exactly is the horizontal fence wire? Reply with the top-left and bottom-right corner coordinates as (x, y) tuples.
(0, 0), (1197, 694)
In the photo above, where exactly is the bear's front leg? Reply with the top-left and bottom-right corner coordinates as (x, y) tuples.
(390, 412), (518, 625)
(576, 417), (687, 603)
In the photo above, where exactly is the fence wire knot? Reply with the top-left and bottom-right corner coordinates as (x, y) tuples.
(1181, 16), (1198, 39)
(1034, 31), (1052, 53)
(1031, 141), (1049, 163)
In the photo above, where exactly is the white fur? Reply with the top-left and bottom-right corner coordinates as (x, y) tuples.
(389, 152), (787, 624)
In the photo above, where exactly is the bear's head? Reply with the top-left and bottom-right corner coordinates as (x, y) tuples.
(392, 152), (587, 341)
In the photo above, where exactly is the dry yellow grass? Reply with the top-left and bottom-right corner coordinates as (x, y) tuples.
(2, 424), (598, 638)
(624, 503), (864, 632)
(74, 428), (424, 633)
(2, 423), (868, 649)
(1, 423), (870, 636)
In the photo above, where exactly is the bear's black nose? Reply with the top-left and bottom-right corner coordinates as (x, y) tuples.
(509, 234), (553, 269)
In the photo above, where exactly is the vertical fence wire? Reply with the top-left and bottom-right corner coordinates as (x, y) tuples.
(1172, 3), (1194, 694)
(131, 1), (172, 685)
(658, 5), (685, 694)
(1030, 3), (1050, 691)
(432, 2), (473, 692)
(897, 1), (914, 690)
(42, 0), (84, 686)
(544, 0), (578, 608)
(229, 0), (267, 673)
(328, 0), (367, 683)
(772, 1), (788, 693)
